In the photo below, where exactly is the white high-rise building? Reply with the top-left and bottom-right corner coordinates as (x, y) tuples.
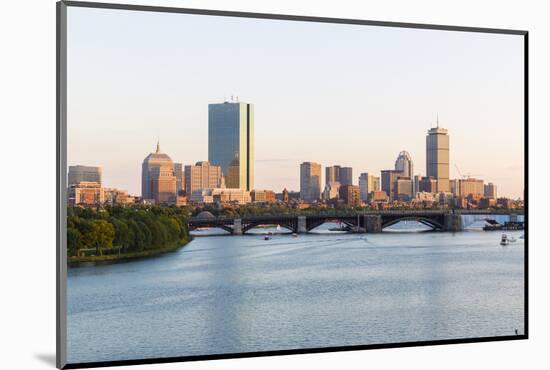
(426, 119), (450, 193)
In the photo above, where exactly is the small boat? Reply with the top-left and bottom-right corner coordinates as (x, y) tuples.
(519, 234), (524, 239)
(292, 233), (298, 238)
(276, 224), (281, 231)
(500, 234), (510, 246)
(508, 236), (517, 243)
(264, 236), (271, 241)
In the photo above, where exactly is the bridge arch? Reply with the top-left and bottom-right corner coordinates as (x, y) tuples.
(242, 221), (295, 234)
(382, 216), (444, 231)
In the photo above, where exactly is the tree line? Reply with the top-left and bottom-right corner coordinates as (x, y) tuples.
(67, 205), (191, 257)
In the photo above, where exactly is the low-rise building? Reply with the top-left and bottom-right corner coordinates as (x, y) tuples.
(68, 182), (104, 206)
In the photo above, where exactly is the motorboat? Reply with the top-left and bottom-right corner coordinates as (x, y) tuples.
(292, 233), (298, 238)
(500, 234), (510, 246)
(264, 236), (271, 241)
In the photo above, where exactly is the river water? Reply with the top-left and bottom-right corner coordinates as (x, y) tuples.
(67, 222), (525, 364)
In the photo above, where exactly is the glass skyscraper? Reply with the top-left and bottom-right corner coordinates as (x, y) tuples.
(208, 101), (254, 191)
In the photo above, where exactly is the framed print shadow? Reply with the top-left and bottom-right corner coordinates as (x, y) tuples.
(56, 1), (528, 369)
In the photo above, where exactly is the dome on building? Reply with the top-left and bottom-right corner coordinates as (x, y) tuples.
(397, 151), (412, 160)
(196, 211), (215, 219)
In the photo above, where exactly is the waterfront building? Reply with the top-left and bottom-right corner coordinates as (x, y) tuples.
(142, 142), (177, 204)
(358, 173), (380, 201)
(370, 190), (389, 204)
(459, 178), (484, 198)
(395, 151), (414, 178)
(251, 189), (276, 203)
(190, 188), (251, 205)
(339, 184), (361, 206)
(323, 181), (341, 200)
(173, 163), (183, 195)
(68, 182), (104, 206)
(484, 182), (497, 199)
(103, 188), (134, 205)
(208, 101), (254, 191)
(415, 191), (437, 202)
(426, 121), (450, 192)
(68, 165), (102, 186)
(300, 162), (322, 202)
(396, 177), (413, 202)
(184, 161), (223, 196)
(381, 170), (401, 201)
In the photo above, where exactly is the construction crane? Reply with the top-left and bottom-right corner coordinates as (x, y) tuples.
(454, 164), (481, 179)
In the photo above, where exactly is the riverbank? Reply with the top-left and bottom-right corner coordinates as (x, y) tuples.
(68, 238), (192, 267)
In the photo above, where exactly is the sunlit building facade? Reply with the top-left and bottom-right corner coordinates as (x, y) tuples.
(208, 101), (254, 191)
(141, 142), (176, 204)
(300, 162), (322, 202)
(426, 124), (450, 192)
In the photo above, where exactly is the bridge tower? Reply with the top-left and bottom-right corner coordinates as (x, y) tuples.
(233, 218), (243, 235)
(444, 213), (463, 232)
(364, 215), (382, 233)
(297, 216), (307, 233)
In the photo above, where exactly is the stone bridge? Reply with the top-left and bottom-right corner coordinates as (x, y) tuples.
(187, 210), (524, 235)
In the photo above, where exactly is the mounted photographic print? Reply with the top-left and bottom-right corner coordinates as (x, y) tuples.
(56, 1), (528, 368)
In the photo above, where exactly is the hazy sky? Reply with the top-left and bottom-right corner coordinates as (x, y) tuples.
(67, 6), (525, 198)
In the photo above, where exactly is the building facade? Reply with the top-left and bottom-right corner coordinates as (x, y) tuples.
(326, 165), (352, 186)
(484, 182), (497, 199)
(173, 163), (183, 195)
(251, 189), (276, 203)
(396, 177), (413, 202)
(184, 161), (222, 197)
(459, 178), (484, 197)
(358, 173), (380, 201)
(426, 124), (450, 192)
(68, 182), (104, 206)
(300, 162), (322, 202)
(323, 181), (341, 200)
(190, 188), (251, 205)
(208, 101), (254, 191)
(68, 165), (102, 186)
(339, 184), (361, 206)
(141, 142), (177, 204)
(381, 169), (401, 201)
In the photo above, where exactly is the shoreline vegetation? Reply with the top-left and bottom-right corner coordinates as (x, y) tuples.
(67, 205), (192, 267)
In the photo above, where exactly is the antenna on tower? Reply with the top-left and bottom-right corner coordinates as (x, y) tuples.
(436, 114), (440, 128)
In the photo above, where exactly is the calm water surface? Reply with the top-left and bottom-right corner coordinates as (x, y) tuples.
(67, 224), (525, 363)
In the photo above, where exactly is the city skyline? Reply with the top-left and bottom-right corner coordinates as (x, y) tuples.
(67, 7), (524, 198)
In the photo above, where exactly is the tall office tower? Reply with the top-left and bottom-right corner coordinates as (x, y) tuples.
(339, 167), (353, 186)
(300, 162), (322, 202)
(325, 165), (341, 185)
(326, 165), (352, 185)
(426, 120), (450, 192)
(208, 101), (254, 191)
(419, 176), (438, 193)
(142, 142), (176, 204)
(226, 154), (241, 189)
(413, 175), (422, 196)
(381, 170), (401, 201)
(173, 163), (183, 195)
(395, 151), (414, 178)
(358, 173), (380, 201)
(184, 161), (223, 196)
(68, 165), (102, 186)
(484, 182), (497, 199)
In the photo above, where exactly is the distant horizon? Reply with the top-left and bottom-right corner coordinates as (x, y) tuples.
(67, 7), (524, 199)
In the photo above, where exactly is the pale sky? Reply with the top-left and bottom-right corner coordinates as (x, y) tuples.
(67, 6), (525, 198)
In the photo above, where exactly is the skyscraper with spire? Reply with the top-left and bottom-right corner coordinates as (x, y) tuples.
(141, 141), (177, 204)
(426, 116), (450, 193)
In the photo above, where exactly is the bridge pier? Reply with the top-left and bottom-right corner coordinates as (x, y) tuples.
(233, 218), (242, 235)
(444, 213), (463, 232)
(297, 216), (307, 233)
(364, 215), (382, 233)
